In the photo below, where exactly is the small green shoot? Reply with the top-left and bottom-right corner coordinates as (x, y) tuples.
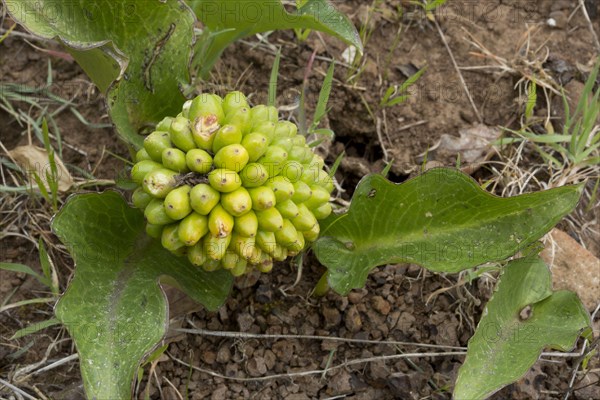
(380, 66), (426, 107)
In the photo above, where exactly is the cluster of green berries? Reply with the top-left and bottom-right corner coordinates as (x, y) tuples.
(130, 91), (334, 276)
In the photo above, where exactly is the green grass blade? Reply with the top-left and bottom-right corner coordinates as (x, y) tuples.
(268, 47), (282, 108)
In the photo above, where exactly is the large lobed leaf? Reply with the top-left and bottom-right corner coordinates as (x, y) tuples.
(453, 257), (590, 399)
(5, 0), (196, 148)
(52, 191), (232, 399)
(313, 168), (582, 295)
(189, 0), (363, 77)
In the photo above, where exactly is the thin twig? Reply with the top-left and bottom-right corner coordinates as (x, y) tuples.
(0, 379), (39, 400)
(578, 0), (600, 52)
(433, 19), (482, 123)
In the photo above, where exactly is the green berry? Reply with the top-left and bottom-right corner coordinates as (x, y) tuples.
(280, 161), (304, 183)
(288, 146), (313, 163)
(255, 253), (273, 273)
(273, 120), (297, 137)
(144, 131), (171, 162)
(240, 163), (269, 187)
(191, 114), (220, 150)
(202, 258), (222, 271)
(213, 144), (249, 172)
(256, 230), (276, 255)
(186, 148), (213, 174)
(258, 145), (288, 176)
(248, 186), (276, 210)
(162, 148), (189, 173)
(144, 199), (175, 225)
(272, 244), (288, 262)
(164, 185), (192, 220)
(221, 250), (241, 270)
(291, 181), (312, 203)
(256, 208), (284, 232)
(142, 168), (178, 198)
(132, 187), (153, 209)
(230, 233), (262, 264)
(271, 137), (293, 152)
(223, 91), (249, 115)
(265, 176), (294, 203)
(161, 224), (185, 252)
(190, 183), (220, 215)
(145, 223), (163, 239)
(187, 241), (208, 267)
(291, 203), (317, 231)
(208, 204), (234, 238)
(135, 148), (152, 162)
(224, 107), (251, 134)
(242, 132), (269, 162)
(275, 199), (299, 219)
(234, 210), (258, 237)
(212, 124), (242, 153)
(208, 169), (242, 192)
(169, 115), (196, 152)
(221, 187), (252, 217)
(178, 212), (209, 246)
(189, 93), (224, 123)
(312, 202), (332, 220)
(286, 229), (305, 253)
(302, 223), (320, 242)
(291, 135), (306, 147)
(303, 185), (330, 209)
(274, 219), (297, 249)
(204, 234), (231, 261)
(230, 257), (248, 276)
(156, 116), (174, 132)
(250, 105), (278, 127)
(131, 160), (163, 184)
(252, 121), (276, 142)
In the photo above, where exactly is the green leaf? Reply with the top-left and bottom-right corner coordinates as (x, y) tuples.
(190, 0), (362, 77)
(11, 318), (60, 340)
(313, 168), (582, 295)
(454, 257), (590, 399)
(0, 262), (51, 288)
(5, 1), (196, 148)
(52, 191), (232, 399)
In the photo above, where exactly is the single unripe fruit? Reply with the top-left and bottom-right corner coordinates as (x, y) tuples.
(204, 234), (231, 261)
(145, 223), (163, 239)
(178, 212), (209, 246)
(187, 241), (208, 267)
(212, 124), (242, 153)
(275, 199), (299, 219)
(312, 202), (332, 220)
(275, 219), (298, 248)
(161, 224), (185, 252)
(208, 204), (234, 238)
(156, 116), (174, 132)
(135, 148), (152, 162)
(202, 258), (221, 272)
(242, 132), (269, 162)
(222, 91), (249, 115)
(131, 160), (163, 184)
(132, 187), (153, 209)
(288, 146), (313, 164)
(143, 168), (178, 198)
(252, 121), (276, 142)
(164, 185), (192, 220)
(190, 184), (220, 215)
(208, 169), (242, 192)
(213, 144), (249, 172)
(258, 145), (288, 176)
(291, 181), (312, 203)
(272, 244), (288, 261)
(191, 114), (220, 150)
(280, 161), (304, 183)
(291, 135), (306, 147)
(250, 105), (278, 127)
(291, 203), (317, 231)
(286, 229), (305, 253)
(144, 199), (175, 225)
(265, 176), (294, 203)
(221, 250), (240, 270)
(169, 116), (196, 152)
(240, 163), (269, 187)
(224, 107), (251, 134)
(221, 187), (252, 217)
(230, 233), (261, 263)
(255, 252), (273, 273)
(189, 93), (224, 123)
(273, 120), (297, 137)
(230, 257), (248, 277)
(302, 223), (320, 242)
(256, 230), (276, 255)
(185, 148), (213, 174)
(255, 208), (284, 232)
(162, 148), (189, 172)
(271, 137), (293, 152)
(248, 186), (276, 210)
(234, 210), (258, 237)
(303, 185), (330, 209)
(144, 131), (171, 162)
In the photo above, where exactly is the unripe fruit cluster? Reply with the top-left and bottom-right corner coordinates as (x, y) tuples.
(130, 91), (334, 276)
